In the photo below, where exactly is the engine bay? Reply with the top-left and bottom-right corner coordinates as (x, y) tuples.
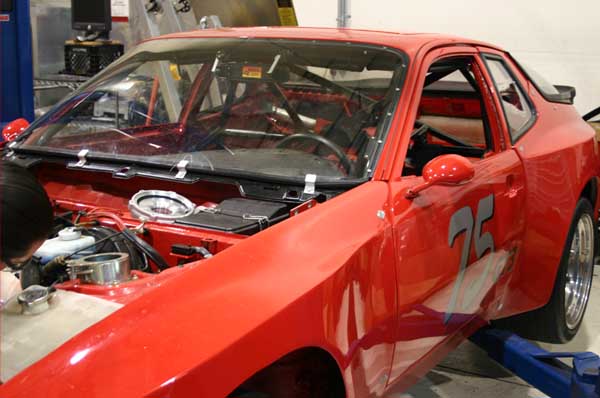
(1, 162), (327, 381)
(12, 163), (323, 306)
(1, 150), (346, 386)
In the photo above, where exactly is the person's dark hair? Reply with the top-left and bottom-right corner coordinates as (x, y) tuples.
(1, 161), (53, 263)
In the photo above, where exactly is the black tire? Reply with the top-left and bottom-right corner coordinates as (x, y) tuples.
(495, 198), (596, 343)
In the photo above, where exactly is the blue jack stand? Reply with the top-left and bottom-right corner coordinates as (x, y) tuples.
(0, 0), (34, 129)
(471, 328), (600, 398)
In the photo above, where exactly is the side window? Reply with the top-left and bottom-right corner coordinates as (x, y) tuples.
(484, 57), (534, 142)
(404, 56), (492, 176)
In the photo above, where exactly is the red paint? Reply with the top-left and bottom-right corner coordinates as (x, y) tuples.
(2, 118), (29, 141)
(145, 77), (160, 126)
(1, 28), (598, 398)
(422, 154), (475, 184)
(419, 96), (482, 118)
(407, 154), (475, 197)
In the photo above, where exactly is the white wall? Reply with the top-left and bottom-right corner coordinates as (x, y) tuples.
(294, 0), (600, 114)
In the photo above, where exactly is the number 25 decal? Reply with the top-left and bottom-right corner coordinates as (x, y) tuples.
(444, 194), (495, 324)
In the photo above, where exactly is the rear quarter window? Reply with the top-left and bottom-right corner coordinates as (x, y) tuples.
(513, 58), (576, 105)
(520, 64), (560, 96)
(484, 56), (535, 143)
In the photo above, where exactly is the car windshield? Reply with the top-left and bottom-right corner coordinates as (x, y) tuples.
(21, 38), (405, 181)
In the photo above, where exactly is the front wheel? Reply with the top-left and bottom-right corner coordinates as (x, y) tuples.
(498, 198), (596, 343)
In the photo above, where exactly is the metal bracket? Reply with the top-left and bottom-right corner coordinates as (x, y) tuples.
(243, 214), (269, 230)
(303, 174), (317, 195)
(290, 199), (317, 217)
(5, 141), (18, 157)
(194, 205), (219, 214)
(74, 149), (89, 168)
(242, 214), (269, 222)
(175, 159), (189, 179)
(199, 15), (223, 29)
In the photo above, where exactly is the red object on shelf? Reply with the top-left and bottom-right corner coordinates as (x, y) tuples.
(2, 118), (29, 141)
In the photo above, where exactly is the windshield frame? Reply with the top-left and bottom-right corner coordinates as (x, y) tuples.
(12, 37), (409, 186)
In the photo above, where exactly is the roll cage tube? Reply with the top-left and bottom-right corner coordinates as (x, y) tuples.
(286, 63), (377, 109)
(177, 53), (381, 136)
(179, 57), (312, 135)
(179, 63), (214, 127)
(145, 77), (161, 126)
(267, 80), (310, 133)
(412, 120), (474, 148)
(412, 57), (493, 151)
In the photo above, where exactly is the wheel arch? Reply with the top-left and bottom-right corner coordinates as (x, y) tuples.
(543, 175), (598, 301)
(579, 176), (599, 256)
(227, 346), (346, 398)
(580, 176), (598, 210)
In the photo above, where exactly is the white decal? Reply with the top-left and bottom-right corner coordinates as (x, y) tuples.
(445, 194), (497, 323)
(111, 0), (129, 18)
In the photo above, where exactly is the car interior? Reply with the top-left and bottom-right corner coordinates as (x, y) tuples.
(28, 45), (402, 180)
(404, 56), (493, 176)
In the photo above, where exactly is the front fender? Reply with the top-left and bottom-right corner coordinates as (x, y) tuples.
(1, 181), (398, 398)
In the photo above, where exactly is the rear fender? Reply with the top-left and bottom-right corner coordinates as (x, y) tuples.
(497, 103), (600, 317)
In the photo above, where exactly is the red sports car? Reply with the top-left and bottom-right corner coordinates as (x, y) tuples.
(1, 27), (598, 397)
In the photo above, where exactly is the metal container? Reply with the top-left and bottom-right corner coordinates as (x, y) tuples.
(17, 285), (54, 315)
(129, 190), (196, 223)
(68, 253), (131, 285)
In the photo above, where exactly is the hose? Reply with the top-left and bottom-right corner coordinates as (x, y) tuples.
(85, 210), (170, 271)
(87, 211), (126, 230)
(121, 229), (169, 271)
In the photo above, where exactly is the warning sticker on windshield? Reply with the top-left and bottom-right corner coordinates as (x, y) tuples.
(242, 66), (263, 79)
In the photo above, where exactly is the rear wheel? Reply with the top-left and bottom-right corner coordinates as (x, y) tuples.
(498, 198), (596, 343)
(563, 204), (595, 333)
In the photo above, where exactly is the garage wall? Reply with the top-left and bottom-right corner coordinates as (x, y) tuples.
(294, 0), (600, 115)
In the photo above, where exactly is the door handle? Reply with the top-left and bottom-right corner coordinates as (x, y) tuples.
(506, 174), (514, 189)
(506, 174), (518, 198)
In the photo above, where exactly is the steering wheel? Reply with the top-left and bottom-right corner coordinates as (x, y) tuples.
(412, 120), (475, 148)
(276, 133), (353, 175)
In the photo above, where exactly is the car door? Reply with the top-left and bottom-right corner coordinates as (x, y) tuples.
(385, 47), (527, 386)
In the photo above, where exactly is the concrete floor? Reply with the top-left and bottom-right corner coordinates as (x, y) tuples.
(401, 266), (600, 398)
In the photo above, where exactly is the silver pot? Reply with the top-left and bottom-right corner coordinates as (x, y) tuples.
(17, 285), (54, 315)
(68, 253), (131, 285)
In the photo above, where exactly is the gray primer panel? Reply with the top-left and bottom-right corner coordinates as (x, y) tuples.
(1, 289), (122, 381)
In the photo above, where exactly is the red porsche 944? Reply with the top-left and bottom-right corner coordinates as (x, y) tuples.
(1, 27), (598, 397)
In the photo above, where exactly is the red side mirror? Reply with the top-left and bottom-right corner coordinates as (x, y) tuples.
(406, 154), (475, 199)
(2, 118), (29, 142)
